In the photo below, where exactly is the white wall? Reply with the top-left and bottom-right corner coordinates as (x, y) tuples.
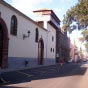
(47, 23), (56, 59)
(0, 3), (47, 59)
(34, 14), (51, 22)
(34, 12), (56, 59)
(0, 2), (56, 71)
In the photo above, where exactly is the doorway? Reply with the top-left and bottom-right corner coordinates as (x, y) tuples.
(0, 18), (8, 68)
(38, 38), (44, 65)
(0, 25), (3, 67)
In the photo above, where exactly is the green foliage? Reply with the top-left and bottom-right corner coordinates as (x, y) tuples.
(63, 0), (88, 31)
(85, 42), (88, 52)
(80, 29), (88, 52)
(82, 29), (88, 37)
(81, 29), (88, 41)
(64, 0), (88, 52)
(79, 37), (85, 42)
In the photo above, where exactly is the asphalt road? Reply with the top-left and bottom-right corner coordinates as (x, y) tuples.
(1, 63), (88, 88)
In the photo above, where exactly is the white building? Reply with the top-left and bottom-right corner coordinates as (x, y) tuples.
(0, 1), (60, 71)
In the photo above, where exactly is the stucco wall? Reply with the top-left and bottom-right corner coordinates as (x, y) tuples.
(70, 43), (75, 61)
(0, 3), (47, 58)
(47, 23), (56, 59)
(0, 1), (56, 71)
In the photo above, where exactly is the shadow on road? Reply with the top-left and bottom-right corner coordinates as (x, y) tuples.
(0, 85), (28, 88)
(1, 64), (87, 87)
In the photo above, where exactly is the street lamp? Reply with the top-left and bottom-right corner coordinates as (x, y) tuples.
(23, 30), (30, 40)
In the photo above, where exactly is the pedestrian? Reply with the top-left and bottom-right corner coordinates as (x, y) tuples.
(24, 60), (28, 67)
(58, 58), (64, 66)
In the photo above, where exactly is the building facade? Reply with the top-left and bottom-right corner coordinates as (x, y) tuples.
(56, 29), (70, 63)
(0, 1), (61, 71)
(33, 9), (61, 62)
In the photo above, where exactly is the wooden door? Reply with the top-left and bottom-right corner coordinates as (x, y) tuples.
(38, 38), (44, 65)
(0, 25), (3, 67)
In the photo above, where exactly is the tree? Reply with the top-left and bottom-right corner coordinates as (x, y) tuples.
(63, 0), (88, 54)
(79, 29), (88, 42)
(63, 0), (88, 32)
(82, 29), (88, 41)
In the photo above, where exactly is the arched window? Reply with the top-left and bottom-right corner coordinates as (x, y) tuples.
(10, 15), (17, 36)
(35, 28), (39, 42)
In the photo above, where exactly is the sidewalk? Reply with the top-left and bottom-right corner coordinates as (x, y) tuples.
(0, 62), (83, 73)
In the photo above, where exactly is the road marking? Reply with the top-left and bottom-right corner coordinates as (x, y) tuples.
(0, 78), (8, 84)
(16, 71), (33, 77)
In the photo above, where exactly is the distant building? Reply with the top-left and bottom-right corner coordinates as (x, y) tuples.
(70, 39), (80, 62)
(33, 9), (61, 60)
(70, 43), (75, 61)
(63, 32), (70, 62)
(59, 28), (70, 62)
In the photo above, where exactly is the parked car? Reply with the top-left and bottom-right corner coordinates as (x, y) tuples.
(68, 58), (72, 63)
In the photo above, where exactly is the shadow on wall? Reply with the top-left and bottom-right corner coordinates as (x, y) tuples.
(1, 64), (87, 86)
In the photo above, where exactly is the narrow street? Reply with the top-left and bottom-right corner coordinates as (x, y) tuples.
(1, 63), (88, 88)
